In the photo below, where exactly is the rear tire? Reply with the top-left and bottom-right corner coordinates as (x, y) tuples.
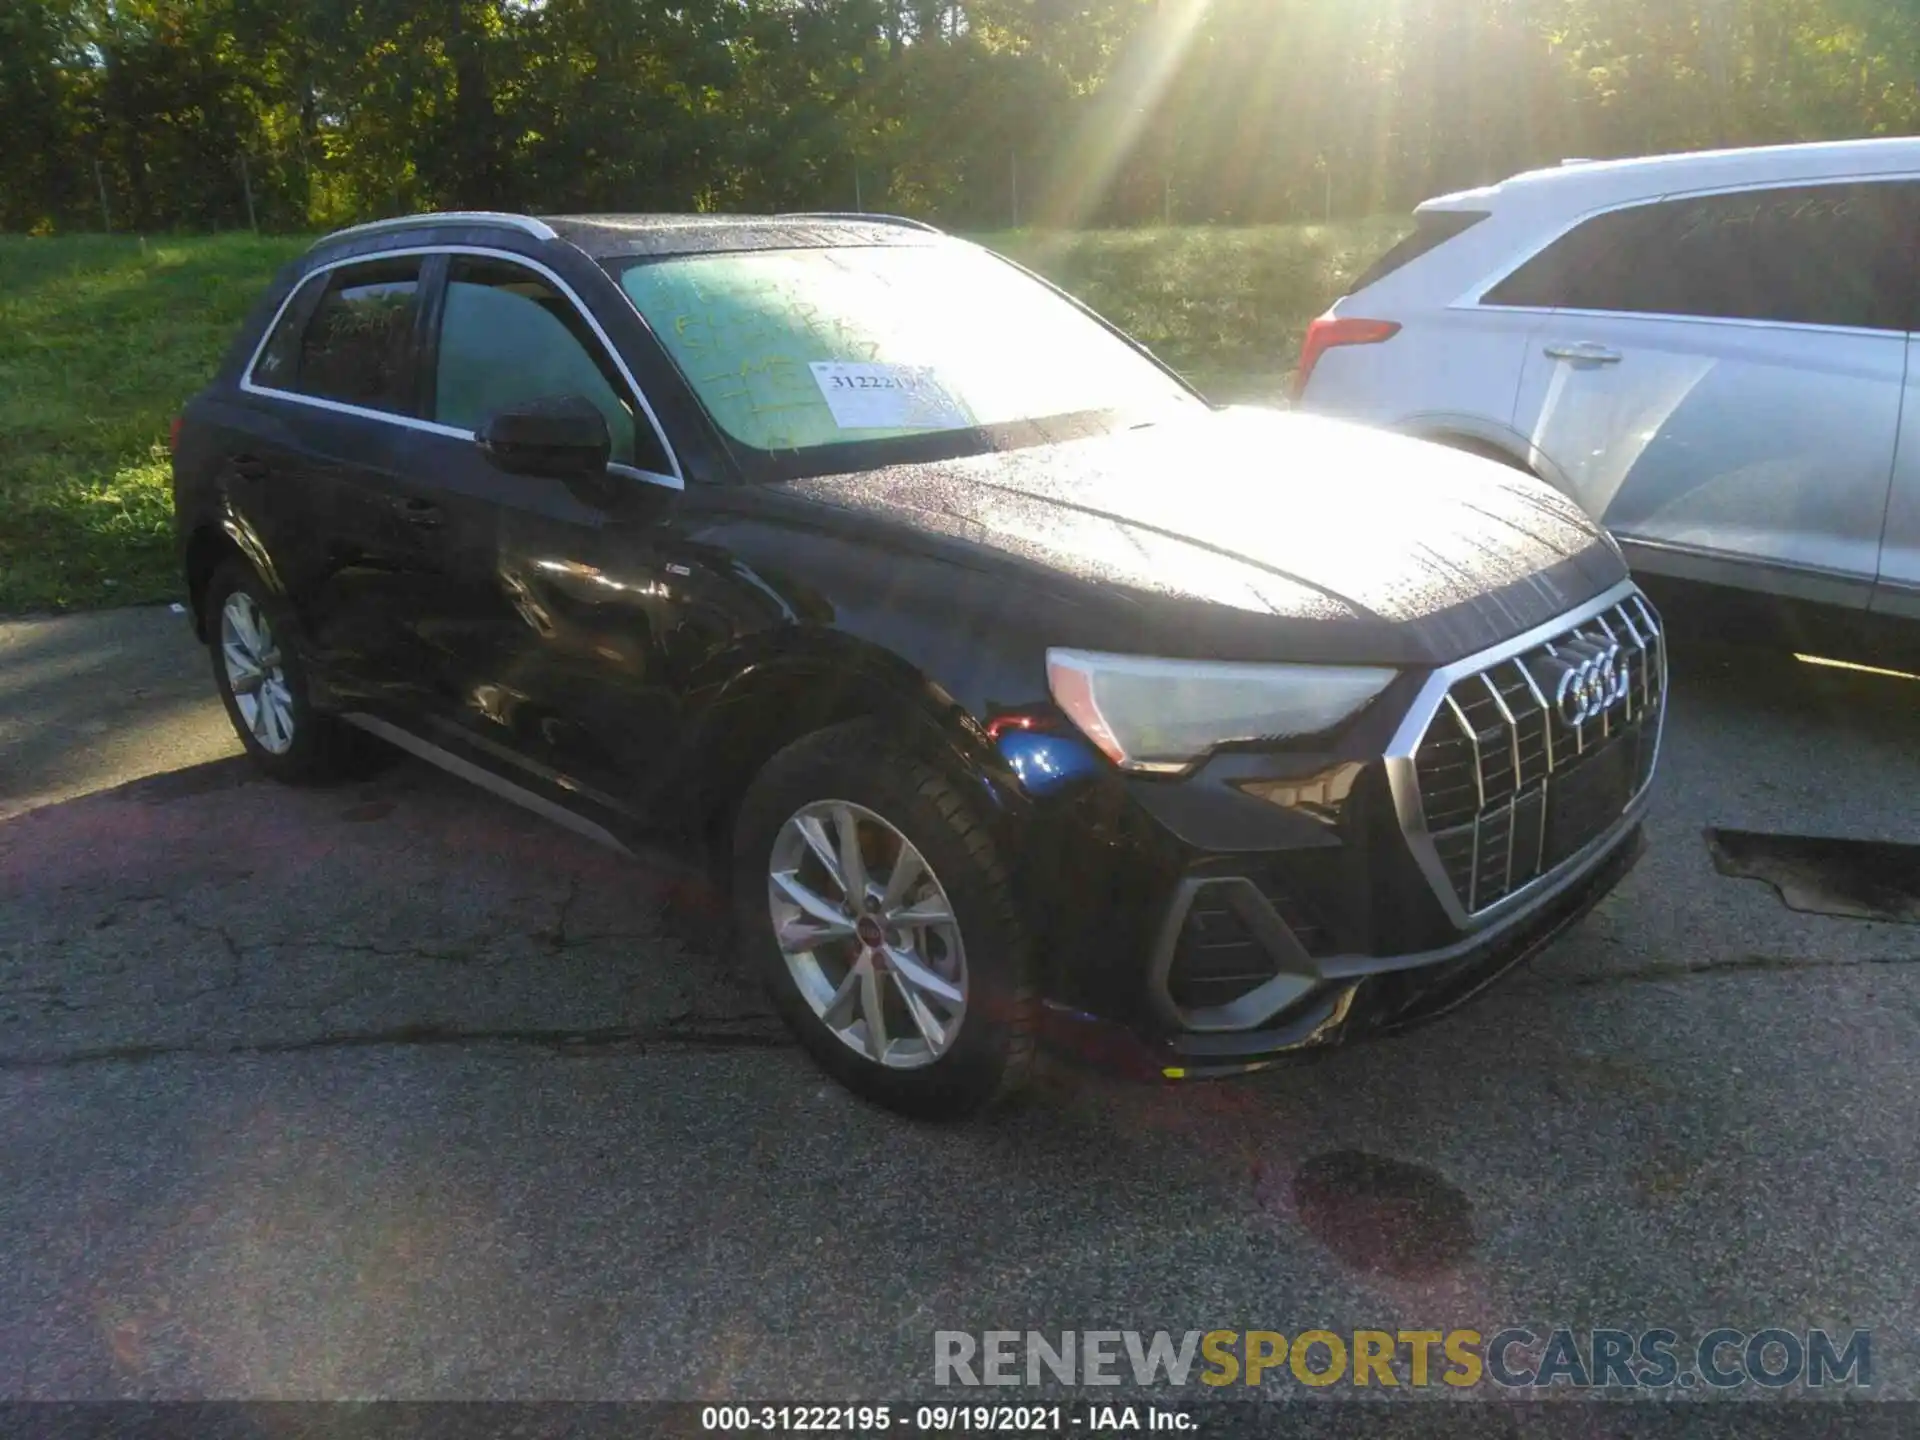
(731, 720), (1037, 1120)
(204, 558), (380, 785)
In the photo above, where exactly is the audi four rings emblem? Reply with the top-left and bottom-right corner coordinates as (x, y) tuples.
(1551, 642), (1633, 728)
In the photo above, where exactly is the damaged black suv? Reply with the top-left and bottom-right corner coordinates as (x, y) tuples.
(172, 210), (1664, 1118)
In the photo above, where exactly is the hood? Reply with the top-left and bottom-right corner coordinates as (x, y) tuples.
(785, 407), (1626, 666)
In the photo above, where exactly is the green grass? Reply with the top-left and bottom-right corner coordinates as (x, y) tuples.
(0, 219), (1405, 614)
(982, 218), (1411, 401)
(0, 233), (306, 612)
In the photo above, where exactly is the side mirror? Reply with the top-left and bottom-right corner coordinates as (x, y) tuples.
(475, 395), (611, 479)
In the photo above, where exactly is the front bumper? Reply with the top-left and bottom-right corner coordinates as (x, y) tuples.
(1026, 579), (1665, 1079)
(1039, 821), (1644, 1079)
(1162, 821), (1642, 1076)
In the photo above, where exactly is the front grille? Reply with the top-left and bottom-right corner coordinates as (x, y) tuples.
(1412, 593), (1664, 914)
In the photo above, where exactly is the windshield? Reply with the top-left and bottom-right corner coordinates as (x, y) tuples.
(615, 243), (1199, 472)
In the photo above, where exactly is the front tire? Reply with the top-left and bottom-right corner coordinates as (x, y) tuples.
(204, 558), (374, 784)
(731, 721), (1037, 1120)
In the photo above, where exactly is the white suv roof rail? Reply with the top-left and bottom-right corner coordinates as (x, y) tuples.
(310, 212), (557, 250)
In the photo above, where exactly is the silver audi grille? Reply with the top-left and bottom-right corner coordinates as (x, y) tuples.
(1412, 593), (1665, 914)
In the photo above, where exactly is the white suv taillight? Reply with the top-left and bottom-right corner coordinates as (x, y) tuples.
(1293, 316), (1401, 400)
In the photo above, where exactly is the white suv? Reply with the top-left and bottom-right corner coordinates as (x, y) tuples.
(1296, 138), (1920, 629)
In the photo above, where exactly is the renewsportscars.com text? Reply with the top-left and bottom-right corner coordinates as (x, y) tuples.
(934, 1328), (1871, 1390)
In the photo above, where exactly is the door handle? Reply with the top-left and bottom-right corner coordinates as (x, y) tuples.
(395, 497), (444, 529)
(230, 453), (270, 482)
(1544, 342), (1623, 365)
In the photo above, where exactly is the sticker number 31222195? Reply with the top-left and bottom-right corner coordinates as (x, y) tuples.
(809, 361), (971, 430)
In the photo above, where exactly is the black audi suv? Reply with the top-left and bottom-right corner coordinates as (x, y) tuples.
(172, 210), (1665, 1118)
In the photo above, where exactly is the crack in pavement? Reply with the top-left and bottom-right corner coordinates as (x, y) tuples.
(169, 910), (245, 970)
(0, 1012), (788, 1072)
(544, 876), (583, 953)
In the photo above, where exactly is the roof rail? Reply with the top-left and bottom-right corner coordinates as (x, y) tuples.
(309, 211), (557, 251)
(777, 211), (943, 234)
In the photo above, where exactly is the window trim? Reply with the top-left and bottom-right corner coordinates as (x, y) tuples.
(1463, 173), (1920, 337)
(241, 244), (684, 489)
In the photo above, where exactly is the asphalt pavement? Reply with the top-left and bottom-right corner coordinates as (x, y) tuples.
(2, 603), (1918, 1408)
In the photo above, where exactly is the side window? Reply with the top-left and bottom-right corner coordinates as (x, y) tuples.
(1649, 183), (1917, 330)
(432, 257), (664, 471)
(292, 258), (424, 413)
(1482, 205), (1673, 312)
(1486, 182), (1919, 330)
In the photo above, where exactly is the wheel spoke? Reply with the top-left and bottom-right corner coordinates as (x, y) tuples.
(880, 844), (925, 914)
(833, 804), (870, 904)
(821, 960), (864, 1028)
(859, 952), (889, 1061)
(891, 969), (947, 1053)
(890, 896), (954, 927)
(250, 693), (276, 745)
(884, 944), (963, 1008)
(770, 870), (855, 936)
(223, 640), (260, 677)
(229, 600), (265, 659)
(793, 814), (846, 894)
(266, 689), (294, 749)
(775, 910), (854, 955)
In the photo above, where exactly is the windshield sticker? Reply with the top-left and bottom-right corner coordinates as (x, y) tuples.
(809, 362), (972, 430)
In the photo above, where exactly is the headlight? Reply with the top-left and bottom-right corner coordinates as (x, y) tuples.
(1045, 649), (1396, 773)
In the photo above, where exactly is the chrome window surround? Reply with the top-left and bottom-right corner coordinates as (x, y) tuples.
(1146, 577), (1663, 1035)
(239, 244), (683, 489)
(307, 212), (558, 251)
(1382, 576), (1665, 932)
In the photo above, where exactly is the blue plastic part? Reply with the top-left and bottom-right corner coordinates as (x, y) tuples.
(995, 730), (1104, 796)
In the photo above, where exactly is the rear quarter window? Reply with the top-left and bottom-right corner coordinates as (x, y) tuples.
(1349, 210), (1488, 292)
(248, 274), (323, 391)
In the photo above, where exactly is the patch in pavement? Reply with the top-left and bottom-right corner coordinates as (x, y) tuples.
(1290, 1150), (1474, 1279)
(1706, 828), (1920, 924)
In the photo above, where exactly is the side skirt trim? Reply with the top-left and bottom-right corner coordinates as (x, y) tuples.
(341, 712), (635, 857)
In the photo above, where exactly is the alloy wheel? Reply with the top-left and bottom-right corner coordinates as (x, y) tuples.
(219, 591), (296, 756)
(767, 800), (968, 1069)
